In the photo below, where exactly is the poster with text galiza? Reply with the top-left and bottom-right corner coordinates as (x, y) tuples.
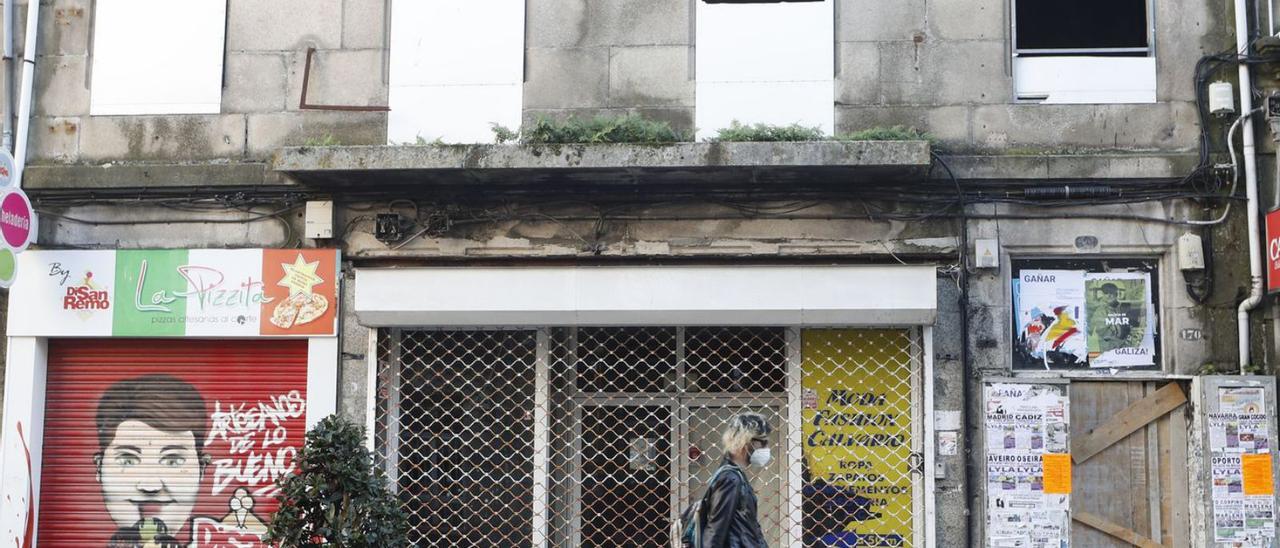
(1084, 272), (1156, 368)
(1014, 270), (1087, 369)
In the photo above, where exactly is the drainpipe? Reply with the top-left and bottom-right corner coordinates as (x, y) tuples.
(1235, 0), (1264, 373)
(2, 0), (14, 151)
(12, 0), (38, 187)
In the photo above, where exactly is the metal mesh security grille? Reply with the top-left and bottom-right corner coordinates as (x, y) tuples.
(376, 327), (922, 548)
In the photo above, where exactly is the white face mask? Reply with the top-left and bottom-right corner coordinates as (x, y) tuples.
(749, 447), (772, 467)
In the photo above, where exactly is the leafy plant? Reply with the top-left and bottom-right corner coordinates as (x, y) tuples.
(491, 122), (521, 144)
(709, 121), (826, 142)
(265, 415), (408, 548)
(389, 134), (448, 146)
(491, 114), (690, 144)
(303, 134), (342, 147)
(1242, 362), (1267, 375)
(837, 125), (933, 142)
(707, 122), (932, 143)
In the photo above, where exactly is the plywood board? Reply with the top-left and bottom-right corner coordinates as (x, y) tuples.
(1073, 383), (1186, 464)
(1073, 511), (1164, 548)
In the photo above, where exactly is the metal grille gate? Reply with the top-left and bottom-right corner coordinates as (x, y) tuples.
(376, 327), (923, 547)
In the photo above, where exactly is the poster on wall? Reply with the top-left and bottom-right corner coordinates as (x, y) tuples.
(801, 329), (915, 547)
(1084, 272), (1156, 368)
(985, 382), (1071, 548)
(1013, 270), (1088, 369)
(34, 340), (309, 548)
(1209, 386), (1277, 545)
(1012, 261), (1159, 370)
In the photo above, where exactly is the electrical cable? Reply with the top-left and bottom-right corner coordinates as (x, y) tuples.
(930, 150), (978, 530)
(35, 204), (302, 225)
(1184, 107), (1262, 226)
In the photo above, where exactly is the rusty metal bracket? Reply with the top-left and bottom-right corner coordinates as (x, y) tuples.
(298, 47), (390, 112)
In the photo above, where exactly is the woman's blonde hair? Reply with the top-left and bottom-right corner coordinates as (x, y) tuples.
(722, 412), (771, 453)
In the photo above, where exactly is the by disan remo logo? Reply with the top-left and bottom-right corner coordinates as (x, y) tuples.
(63, 271), (110, 310)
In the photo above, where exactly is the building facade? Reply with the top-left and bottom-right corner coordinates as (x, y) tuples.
(0, 0), (1277, 546)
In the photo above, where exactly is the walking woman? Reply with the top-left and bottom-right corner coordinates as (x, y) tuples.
(700, 412), (772, 548)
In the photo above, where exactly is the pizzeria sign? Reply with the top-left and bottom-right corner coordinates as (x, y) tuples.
(8, 248), (339, 337)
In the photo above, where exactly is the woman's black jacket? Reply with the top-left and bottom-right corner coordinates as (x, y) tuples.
(699, 458), (768, 548)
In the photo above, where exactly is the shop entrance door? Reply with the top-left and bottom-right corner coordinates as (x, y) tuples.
(576, 403), (674, 547)
(571, 399), (788, 547)
(683, 401), (788, 546)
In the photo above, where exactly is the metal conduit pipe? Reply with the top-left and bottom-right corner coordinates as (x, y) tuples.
(13, 0), (39, 187)
(3, 0), (14, 151)
(1234, 0), (1264, 373)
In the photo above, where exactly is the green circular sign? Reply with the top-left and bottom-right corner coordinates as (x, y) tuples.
(0, 247), (14, 288)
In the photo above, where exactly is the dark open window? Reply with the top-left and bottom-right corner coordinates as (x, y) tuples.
(1015, 0), (1149, 53)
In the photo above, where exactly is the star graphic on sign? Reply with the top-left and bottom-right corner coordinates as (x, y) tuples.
(278, 254), (324, 295)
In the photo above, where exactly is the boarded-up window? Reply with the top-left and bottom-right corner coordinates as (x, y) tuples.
(1011, 0), (1154, 103)
(982, 380), (1192, 547)
(694, 0), (834, 140)
(1068, 382), (1190, 547)
(389, 0), (525, 144)
(90, 0), (227, 115)
(1011, 258), (1161, 371)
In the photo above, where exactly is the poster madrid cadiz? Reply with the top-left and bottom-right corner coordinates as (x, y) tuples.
(985, 383), (1071, 548)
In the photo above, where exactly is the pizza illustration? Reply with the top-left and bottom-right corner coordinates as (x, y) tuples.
(269, 291), (330, 329)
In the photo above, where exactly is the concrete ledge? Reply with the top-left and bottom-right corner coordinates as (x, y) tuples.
(938, 153), (1200, 181)
(22, 162), (273, 190)
(272, 141), (933, 187)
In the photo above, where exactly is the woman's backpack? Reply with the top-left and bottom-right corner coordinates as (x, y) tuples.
(671, 464), (746, 548)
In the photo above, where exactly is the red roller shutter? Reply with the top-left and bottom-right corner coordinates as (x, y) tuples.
(38, 339), (309, 548)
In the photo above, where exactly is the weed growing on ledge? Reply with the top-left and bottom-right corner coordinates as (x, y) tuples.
(708, 121), (932, 143)
(709, 121), (826, 142)
(836, 125), (934, 143)
(302, 134), (342, 147)
(487, 117), (933, 145)
(491, 114), (690, 144)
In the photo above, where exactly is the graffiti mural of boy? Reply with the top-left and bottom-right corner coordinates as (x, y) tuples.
(93, 375), (210, 548)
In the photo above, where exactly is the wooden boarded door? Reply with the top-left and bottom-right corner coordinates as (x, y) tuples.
(1070, 381), (1191, 548)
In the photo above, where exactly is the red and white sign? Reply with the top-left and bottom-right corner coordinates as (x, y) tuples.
(9, 249), (340, 337)
(0, 186), (35, 252)
(1267, 209), (1280, 294)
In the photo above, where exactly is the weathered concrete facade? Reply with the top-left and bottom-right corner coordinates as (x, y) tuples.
(5, 0), (1260, 546)
(11, 0), (1231, 166)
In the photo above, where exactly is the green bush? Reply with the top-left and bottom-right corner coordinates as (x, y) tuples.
(265, 415), (408, 548)
(837, 125), (933, 142)
(491, 114), (690, 144)
(709, 121), (826, 142)
(708, 122), (932, 143)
